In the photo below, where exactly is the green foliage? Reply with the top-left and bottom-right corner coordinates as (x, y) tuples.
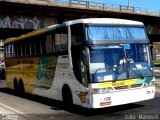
(155, 56), (160, 63)
(153, 42), (160, 53)
(153, 42), (160, 63)
(155, 83), (160, 89)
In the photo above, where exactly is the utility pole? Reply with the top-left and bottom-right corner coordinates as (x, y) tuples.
(128, 0), (130, 7)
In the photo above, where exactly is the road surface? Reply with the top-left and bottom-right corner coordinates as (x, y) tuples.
(0, 86), (159, 120)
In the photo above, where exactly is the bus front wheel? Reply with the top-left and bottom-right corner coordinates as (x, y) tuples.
(62, 85), (73, 106)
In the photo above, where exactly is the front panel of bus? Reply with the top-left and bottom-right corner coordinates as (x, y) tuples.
(71, 24), (155, 108)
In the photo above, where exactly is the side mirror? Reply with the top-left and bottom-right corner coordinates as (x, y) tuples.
(150, 45), (156, 62)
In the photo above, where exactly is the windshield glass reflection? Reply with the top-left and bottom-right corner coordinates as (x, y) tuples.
(89, 44), (153, 82)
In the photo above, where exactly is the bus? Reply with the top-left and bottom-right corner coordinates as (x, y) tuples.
(4, 18), (155, 108)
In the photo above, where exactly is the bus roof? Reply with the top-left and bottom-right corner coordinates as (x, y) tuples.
(5, 18), (144, 44)
(4, 24), (62, 44)
(65, 18), (144, 26)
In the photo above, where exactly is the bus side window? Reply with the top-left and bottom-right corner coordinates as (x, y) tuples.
(54, 26), (68, 53)
(80, 50), (89, 86)
(5, 45), (9, 58)
(46, 34), (53, 54)
(71, 47), (89, 86)
(22, 42), (26, 56)
(70, 24), (85, 45)
(35, 40), (41, 55)
(26, 41), (30, 56)
(55, 33), (68, 52)
(17, 43), (21, 57)
(41, 38), (46, 54)
(52, 34), (56, 53)
(6, 44), (14, 58)
(31, 40), (36, 55)
(14, 43), (18, 57)
(71, 47), (82, 82)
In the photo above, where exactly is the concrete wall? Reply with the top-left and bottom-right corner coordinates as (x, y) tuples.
(0, 15), (58, 30)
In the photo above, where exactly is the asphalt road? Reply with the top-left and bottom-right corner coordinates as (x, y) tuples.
(0, 87), (160, 120)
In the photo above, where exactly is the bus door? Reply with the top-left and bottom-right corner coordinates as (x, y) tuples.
(71, 46), (90, 104)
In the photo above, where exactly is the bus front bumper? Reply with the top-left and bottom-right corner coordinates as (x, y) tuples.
(91, 86), (155, 108)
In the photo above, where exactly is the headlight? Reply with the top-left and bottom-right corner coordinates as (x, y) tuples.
(92, 87), (114, 94)
(144, 81), (155, 87)
(144, 83), (149, 87)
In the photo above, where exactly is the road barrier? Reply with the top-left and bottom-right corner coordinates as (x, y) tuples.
(1, 0), (160, 17)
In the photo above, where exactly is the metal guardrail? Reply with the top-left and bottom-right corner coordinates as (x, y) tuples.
(1, 0), (160, 17)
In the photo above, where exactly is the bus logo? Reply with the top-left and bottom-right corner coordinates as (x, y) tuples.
(79, 92), (88, 103)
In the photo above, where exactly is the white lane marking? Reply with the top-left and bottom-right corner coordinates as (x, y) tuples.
(0, 103), (25, 114)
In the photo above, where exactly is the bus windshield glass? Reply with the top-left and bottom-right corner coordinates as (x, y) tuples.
(89, 44), (153, 82)
(86, 25), (148, 41)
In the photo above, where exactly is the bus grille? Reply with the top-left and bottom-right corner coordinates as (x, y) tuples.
(114, 84), (143, 90)
(131, 84), (143, 88)
(114, 85), (128, 90)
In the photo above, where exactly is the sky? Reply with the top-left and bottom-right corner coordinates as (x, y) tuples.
(91, 0), (160, 12)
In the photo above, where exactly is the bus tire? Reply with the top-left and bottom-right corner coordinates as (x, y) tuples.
(13, 78), (19, 92)
(62, 85), (73, 106)
(19, 79), (25, 94)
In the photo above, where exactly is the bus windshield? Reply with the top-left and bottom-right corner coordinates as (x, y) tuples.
(86, 25), (148, 41)
(89, 44), (153, 82)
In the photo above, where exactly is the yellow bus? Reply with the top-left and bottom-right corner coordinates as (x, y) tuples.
(4, 18), (155, 108)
